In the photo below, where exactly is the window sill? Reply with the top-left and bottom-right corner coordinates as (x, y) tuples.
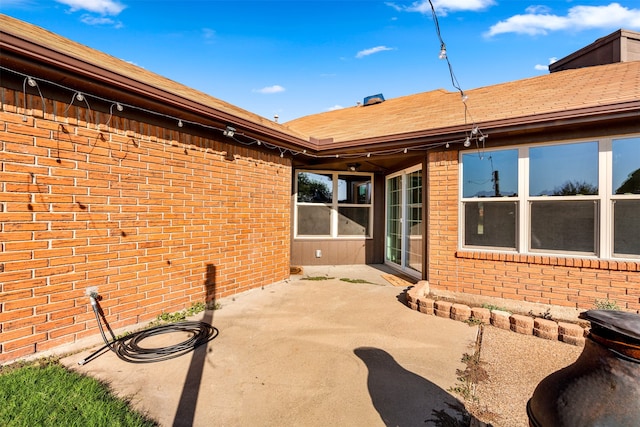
(295, 236), (373, 240)
(455, 250), (640, 271)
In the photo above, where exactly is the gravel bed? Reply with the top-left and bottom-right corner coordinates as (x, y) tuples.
(469, 325), (584, 427)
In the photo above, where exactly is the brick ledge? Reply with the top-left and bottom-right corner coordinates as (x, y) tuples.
(456, 251), (640, 271)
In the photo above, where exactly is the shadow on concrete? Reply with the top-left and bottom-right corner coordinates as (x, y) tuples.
(172, 264), (217, 427)
(354, 346), (477, 427)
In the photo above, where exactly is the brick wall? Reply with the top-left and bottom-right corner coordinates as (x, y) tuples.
(0, 89), (291, 363)
(427, 150), (640, 313)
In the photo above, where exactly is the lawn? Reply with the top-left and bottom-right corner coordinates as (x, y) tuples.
(0, 360), (157, 427)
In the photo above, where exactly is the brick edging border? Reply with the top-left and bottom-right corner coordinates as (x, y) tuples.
(406, 284), (587, 346)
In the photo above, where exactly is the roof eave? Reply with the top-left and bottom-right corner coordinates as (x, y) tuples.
(313, 100), (640, 154)
(1, 30), (318, 152)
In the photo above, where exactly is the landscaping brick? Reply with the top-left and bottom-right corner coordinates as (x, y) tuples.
(435, 301), (453, 318)
(490, 310), (511, 330)
(558, 322), (586, 346)
(418, 298), (435, 315)
(560, 335), (586, 346)
(534, 318), (559, 340)
(451, 304), (471, 321)
(558, 322), (584, 337)
(510, 314), (534, 335)
(470, 307), (491, 324)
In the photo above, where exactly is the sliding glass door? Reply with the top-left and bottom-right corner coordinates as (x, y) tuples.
(386, 166), (423, 276)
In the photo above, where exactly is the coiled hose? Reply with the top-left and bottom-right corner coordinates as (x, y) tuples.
(79, 295), (218, 365)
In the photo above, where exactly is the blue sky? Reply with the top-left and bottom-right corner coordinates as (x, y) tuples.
(2, 1), (640, 122)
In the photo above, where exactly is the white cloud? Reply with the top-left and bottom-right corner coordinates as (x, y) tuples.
(386, 0), (495, 15)
(356, 45), (395, 58)
(534, 56), (558, 71)
(56, 0), (126, 15)
(327, 105), (344, 111)
(487, 2), (640, 37)
(253, 85), (286, 94)
(202, 28), (216, 43)
(80, 14), (123, 28)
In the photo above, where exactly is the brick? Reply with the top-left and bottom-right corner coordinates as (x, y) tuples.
(470, 307), (491, 324)
(510, 314), (534, 335)
(417, 298), (435, 315)
(533, 318), (559, 340)
(490, 310), (511, 330)
(435, 301), (452, 318)
(558, 322), (584, 338)
(560, 335), (586, 346)
(451, 304), (471, 321)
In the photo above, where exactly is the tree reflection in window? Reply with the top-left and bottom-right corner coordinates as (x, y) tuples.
(297, 172), (332, 203)
(530, 141), (598, 196)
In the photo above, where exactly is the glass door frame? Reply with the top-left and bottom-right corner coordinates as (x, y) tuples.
(385, 164), (423, 278)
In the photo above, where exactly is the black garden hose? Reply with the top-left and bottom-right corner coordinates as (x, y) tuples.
(79, 296), (218, 365)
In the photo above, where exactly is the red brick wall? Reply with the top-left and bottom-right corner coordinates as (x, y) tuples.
(427, 150), (640, 312)
(0, 89), (291, 363)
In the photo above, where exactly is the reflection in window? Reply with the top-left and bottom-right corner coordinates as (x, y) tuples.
(530, 201), (597, 253)
(296, 171), (373, 238)
(613, 137), (640, 194)
(297, 172), (332, 203)
(530, 142), (598, 196)
(338, 175), (371, 204)
(613, 200), (640, 256)
(461, 137), (640, 259)
(464, 201), (517, 249)
(297, 205), (331, 235)
(338, 207), (370, 236)
(463, 150), (518, 198)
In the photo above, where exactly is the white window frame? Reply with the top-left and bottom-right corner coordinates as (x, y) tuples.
(459, 134), (640, 260)
(294, 170), (374, 239)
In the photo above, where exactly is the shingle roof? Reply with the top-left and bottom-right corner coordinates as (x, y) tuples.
(3, 14), (638, 152)
(0, 14), (309, 142)
(283, 60), (640, 145)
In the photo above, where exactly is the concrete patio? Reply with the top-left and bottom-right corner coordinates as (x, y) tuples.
(62, 265), (480, 426)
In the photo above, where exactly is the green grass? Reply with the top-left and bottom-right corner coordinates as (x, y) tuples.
(340, 278), (373, 284)
(480, 303), (511, 313)
(0, 361), (157, 427)
(594, 298), (621, 311)
(148, 301), (210, 327)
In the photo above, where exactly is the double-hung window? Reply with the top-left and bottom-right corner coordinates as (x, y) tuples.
(295, 171), (373, 238)
(460, 136), (640, 259)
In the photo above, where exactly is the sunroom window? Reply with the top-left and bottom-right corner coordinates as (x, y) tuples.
(296, 171), (373, 238)
(460, 136), (640, 259)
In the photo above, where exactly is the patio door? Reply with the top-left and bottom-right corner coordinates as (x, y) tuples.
(385, 166), (423, 276)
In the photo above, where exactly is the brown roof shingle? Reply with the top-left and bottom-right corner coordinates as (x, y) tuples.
(3, 14), (638, 152)
(284, 61), (640, 145)
(0, 14), (309, 142)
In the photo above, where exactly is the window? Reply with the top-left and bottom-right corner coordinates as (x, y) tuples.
(529, 142), (598, 254)
(296, 171), (373, 238)
(612, 137), (640, 256)
(462, 150), (518, 249)
(460, 136), (640, 259)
